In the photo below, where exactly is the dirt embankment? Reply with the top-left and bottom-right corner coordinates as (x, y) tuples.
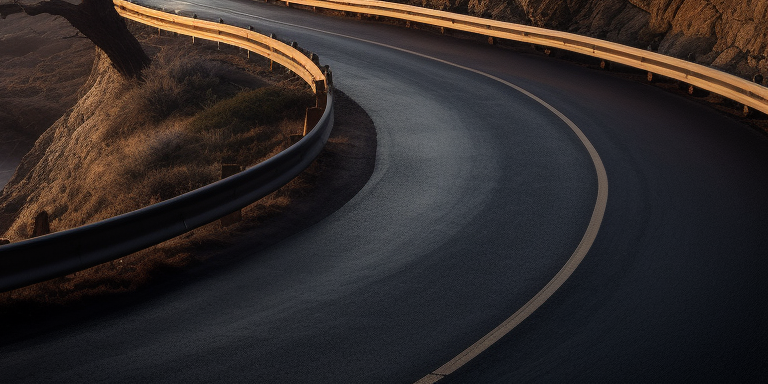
(0, 14), (94, 137)
(0, 14), (95, 187)
(0, 22), (315, 241)
(0, 18), (377, 324)
(393, 0), (768, 83)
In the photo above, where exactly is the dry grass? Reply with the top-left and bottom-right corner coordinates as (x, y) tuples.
(0, 23), (318, 308)
(0, 38), (313, 238)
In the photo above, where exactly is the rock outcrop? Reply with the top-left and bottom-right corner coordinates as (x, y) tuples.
(395, 0), (768, 84)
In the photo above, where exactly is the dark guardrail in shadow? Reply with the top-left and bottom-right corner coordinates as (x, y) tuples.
(0, 0), (333, 292)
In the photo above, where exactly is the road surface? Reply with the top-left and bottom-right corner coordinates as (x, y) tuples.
(1, 1), (767, 382)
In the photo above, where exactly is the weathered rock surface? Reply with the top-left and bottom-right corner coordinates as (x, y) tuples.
(0, 14), (94, 137)
(393, 0), (768, 84)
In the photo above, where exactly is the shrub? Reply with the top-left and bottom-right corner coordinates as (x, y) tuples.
(135, 46), (222, 121)
(190, 87), (313, 133)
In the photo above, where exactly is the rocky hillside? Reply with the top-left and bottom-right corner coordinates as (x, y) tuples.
(399, 0), (768, 83)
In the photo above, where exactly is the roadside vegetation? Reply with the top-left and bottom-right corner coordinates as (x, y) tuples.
(0, 23), (318, 309)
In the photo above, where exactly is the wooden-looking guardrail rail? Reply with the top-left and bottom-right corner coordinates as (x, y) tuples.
(115, 0), (327, 94)
(285, 0), (768, 115)
(0, 1), (333, 292)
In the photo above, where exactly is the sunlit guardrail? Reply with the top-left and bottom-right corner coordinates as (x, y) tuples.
(0, 1), (333, 292)
(115, 0), (327, 93)
(285, 0), (768, 115)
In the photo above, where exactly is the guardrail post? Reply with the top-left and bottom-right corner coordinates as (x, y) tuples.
(743, 74), (766, 117)
(269, 34), (278, 70)
(247, 25), (255, 58)
(192, 14), (198, 45)
(600, 59), (610, 70)
(324, 66), (332, 86)
(217, 18), (224, 50)
(288, 42), (299, 74)
(32, 211), (50, 238)
(303, 107), (324, 136)
(488, 36), (495, 45)
(220, 164), (243, 227)
(679, 82), (707, 97)
(315, 80), (326, 109)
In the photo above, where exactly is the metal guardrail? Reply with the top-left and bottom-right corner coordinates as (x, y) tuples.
(0, 1), (333, 292)
(115, 0), (327, 92)
(285, 0), (768, 115)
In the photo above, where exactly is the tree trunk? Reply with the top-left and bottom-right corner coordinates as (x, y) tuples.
(7, 0), (150, 79)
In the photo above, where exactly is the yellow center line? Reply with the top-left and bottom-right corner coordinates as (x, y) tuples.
(172, 2), (609, 381)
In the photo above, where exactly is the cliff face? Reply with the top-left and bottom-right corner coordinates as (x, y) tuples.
(0, 14), (94, 139)
(403, 0), (768, 83)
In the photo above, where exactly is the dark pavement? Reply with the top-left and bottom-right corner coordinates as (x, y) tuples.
(1, 1), (766, 382)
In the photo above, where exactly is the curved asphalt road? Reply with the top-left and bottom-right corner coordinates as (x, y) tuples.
(2, 1), (767, 382)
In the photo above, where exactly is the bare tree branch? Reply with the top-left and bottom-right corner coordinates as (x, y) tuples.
(16, 0), (78, 18)
(2, 0), (150, 78)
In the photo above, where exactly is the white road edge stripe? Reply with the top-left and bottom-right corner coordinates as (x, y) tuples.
(171, 2), (609, 381)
